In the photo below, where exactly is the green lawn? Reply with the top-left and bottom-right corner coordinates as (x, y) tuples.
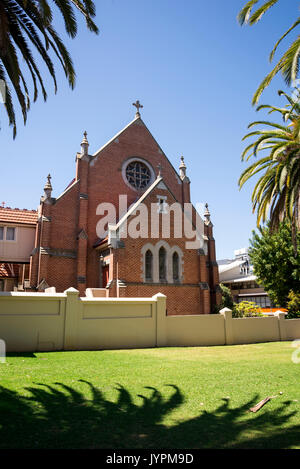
(0, 342), (300, 449)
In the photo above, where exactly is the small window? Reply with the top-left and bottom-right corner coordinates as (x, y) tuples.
(159, 247), (166, 281)
(172, 252), (179, 281)
(6, 227), (15, 241)
(0, 227), (3, 240)
(145, 250), (153, 282)
(0, 279), (4, 291)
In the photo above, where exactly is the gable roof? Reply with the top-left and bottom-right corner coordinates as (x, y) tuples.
(92, 115), (141, 158)
(0, 207), (37, 226)
(55, 178), (79, 202)
(90, 115), (182, 183)
(106, 175), (205, 247)
(113, 175), (165, 232)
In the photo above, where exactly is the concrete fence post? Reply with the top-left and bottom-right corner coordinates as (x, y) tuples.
(275, 311), (287, 341)
(64, 287), (80, 350)
(220, 307), (233, 345)
(0, 339), (6, 363)
(153, 293), (167, 347)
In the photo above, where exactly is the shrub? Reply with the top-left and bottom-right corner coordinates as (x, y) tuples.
(287, 291), (300, 319)
(232, 301), (263, 318)
(213, 283), (235, 313)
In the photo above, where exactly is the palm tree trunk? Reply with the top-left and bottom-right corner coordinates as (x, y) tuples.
(297, 192), (300, 231)
(292, 193), (299, 257)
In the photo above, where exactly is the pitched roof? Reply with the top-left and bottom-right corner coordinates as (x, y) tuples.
(91, 116), (182, 183)
(218, 258), (246, 274)
(113, 176), (164, 231)
(107, 176), (205, 245)
(0, 207), (38, 226)
(92, 115), (141, 158)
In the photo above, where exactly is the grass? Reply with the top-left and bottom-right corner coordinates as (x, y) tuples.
(0, 342), (300, 449)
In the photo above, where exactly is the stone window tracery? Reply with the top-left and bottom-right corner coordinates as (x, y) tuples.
(141, 242), (183, 284)
(125, 161), (151, 190)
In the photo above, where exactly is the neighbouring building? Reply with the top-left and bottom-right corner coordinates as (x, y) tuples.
(217, 248), (273, 308)
(0, 207), (38, 291)
(2, 103), (221, 315)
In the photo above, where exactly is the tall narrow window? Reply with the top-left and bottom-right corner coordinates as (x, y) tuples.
(172, 252), (179, 282)
(145, 250), (153, 282)
(159, 247), (166, 281)
(0, 227), (3, 240)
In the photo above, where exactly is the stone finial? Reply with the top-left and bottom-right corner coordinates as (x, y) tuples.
(132, 100), (143, 118)
(44, 174), (52, 199)
(179, 156), (186, 179)
(81, 131), (89, 156)
(204, 203), (211, 224)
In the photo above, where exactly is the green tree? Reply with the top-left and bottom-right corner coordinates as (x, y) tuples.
(238, 0), (300, 104)
(249, 222), (300, 307)
(239, 89), (300, 256)
(286, 290), (300, 318)
(0, 1), (99, 138)
(214, 283), (235, 313)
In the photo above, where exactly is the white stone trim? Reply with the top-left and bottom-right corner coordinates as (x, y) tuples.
(170, 245), (184, 282)
(56, 179), (79, 202)
(141, 241), (183, 284)
(141, 243), (155, 282)
(92, 116), (140, 159)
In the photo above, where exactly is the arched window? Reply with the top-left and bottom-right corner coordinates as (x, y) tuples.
(159, 247), (167, 281)
(172, 252), (179, 281)
(145, 250), (153, 282)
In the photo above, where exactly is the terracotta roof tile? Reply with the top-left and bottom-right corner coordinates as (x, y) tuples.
(0, 263), (19, 278)
(0, 207), (38, 225)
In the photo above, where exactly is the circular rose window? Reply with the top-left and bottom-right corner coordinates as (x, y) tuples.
(125, 161), (152, 190)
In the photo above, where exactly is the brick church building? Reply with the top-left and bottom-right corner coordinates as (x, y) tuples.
(28, 103), (221, 315)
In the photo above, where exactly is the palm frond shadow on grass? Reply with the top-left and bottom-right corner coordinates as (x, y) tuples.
(0, 380), (299, 449)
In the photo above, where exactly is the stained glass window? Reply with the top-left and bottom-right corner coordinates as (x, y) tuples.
(145, 250), (153, 281)
(159, 247), (166, 281)
(173, 252), (179, 281)
(126, 161), (151, 190)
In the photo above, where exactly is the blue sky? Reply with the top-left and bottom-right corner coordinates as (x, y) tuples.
(0, 0), (297, 259)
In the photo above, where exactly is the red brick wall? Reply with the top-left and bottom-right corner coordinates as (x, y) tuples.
(31, 117), (220, 312)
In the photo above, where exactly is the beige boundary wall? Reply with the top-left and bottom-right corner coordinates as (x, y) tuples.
(0, 290), (300, 352)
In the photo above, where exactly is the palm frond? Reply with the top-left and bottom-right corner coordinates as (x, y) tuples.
(0, 0), (98, 137)
(247, 0), (279, 25)
(240, 88), (300, 239)
(269, 18), (300, 62)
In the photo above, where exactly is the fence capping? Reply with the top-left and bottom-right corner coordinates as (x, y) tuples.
(219, 307), (232, 317)
(152, 292), (167, 299)
(64, 287), (79, 296)
(274, 311), (287, 319)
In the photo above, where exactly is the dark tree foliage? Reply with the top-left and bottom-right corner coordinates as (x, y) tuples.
(249, 222), (300, 307)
